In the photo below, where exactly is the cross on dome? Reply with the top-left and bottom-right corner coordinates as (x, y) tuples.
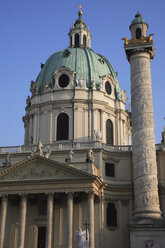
(78, 4), (83, 17)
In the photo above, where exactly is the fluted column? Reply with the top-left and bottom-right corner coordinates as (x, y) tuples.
(130, 52), (161, 219)
(0, 195), (8, 248)
(66, 193), (73, 248)
(18, 194), (27, 248)
(88, 192), (94, 248)
(46, 193), (54, 248)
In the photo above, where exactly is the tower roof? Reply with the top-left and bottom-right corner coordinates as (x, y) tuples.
(74, 16), (86, 28)
(129, 12), (148, 30)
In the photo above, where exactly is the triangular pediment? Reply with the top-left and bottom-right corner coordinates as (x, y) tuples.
(0, 156), (94, 182)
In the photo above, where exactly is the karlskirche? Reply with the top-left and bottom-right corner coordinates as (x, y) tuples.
(0, 7), (165, 248)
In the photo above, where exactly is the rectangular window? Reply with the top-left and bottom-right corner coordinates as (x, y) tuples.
(37, 226), (46, 248)
(105, 163), (115, 177)
(107, 203), (117, 227)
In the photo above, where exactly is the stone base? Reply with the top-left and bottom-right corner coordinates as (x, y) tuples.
(129, 218), (165, 248)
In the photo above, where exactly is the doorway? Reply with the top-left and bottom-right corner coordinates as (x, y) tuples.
(37, 226), (46, 248)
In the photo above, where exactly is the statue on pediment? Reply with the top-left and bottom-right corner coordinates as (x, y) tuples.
(3, 153), (11, 167)
(30, 142), (51, 158)
(66, 150), (74, 162)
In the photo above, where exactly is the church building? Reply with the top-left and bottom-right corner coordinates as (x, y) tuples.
(0, 6), (165, 248)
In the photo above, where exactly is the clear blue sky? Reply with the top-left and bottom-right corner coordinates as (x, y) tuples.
(0, 0), (165, 146)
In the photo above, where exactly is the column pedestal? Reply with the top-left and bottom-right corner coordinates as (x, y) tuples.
(0, 195), (8, 248)
(130, 220), (165, 248)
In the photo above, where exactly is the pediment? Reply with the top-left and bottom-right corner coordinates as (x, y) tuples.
(0, 156), (94, 181)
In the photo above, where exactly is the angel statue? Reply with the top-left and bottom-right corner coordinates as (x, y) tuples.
(75, 228), (89, 248)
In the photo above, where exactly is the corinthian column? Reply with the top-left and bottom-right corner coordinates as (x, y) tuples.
(130, 52), (161, 219)
(0, 195), (8, 248)
(66, 193), (73, 248)
(18, 194), (27, 248)
(88, 192), (94, 248)
(46, 193), (54, 248)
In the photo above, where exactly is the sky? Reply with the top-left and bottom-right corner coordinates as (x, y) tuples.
(0, 0), (165, 146)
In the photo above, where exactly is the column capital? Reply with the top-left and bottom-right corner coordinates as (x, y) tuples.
(19, 193), (28, 199)
(87, 191), (94, 198)
(46, 192), (54, 198)
(67, 192), (74, 199)
(0, 195), (8, 201)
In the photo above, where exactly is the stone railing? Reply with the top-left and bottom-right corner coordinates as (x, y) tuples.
(0, 141), (133, 155)
(1, 142), (164, 155)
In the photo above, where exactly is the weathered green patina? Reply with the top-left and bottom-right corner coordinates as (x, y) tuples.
(36, 47), (121, 98)
(130, 12), (148, 29)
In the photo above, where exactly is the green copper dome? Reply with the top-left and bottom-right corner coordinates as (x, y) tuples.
(130, 12), (148, 29)
(74, 16), (86, 28)
(36, 47), (121, 97)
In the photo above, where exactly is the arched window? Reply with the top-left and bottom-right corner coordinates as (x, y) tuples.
(106, 119), (113, 145)
(136, 28), (141, 39)
(57, 113), (69, 141)
(107, 203), (117, 227)
(83, 35), (86, 47)
(75, 33), (80, 48)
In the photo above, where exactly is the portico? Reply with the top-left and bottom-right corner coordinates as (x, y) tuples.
(0, 155), (102, 248)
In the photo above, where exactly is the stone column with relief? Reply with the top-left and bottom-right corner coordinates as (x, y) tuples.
(124, 13), (161, 221)
(130, 51), (161, 219)
(123, 12), (165, 248)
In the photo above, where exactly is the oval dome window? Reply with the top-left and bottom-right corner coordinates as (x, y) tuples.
(59, 74), (69, 88)
(105, 81), (112, 95)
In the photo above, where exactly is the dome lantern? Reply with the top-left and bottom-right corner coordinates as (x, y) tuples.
(68, 5), (92, 48)
(129, 12), (148, 39)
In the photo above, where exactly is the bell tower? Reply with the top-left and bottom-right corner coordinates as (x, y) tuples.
(123, 13), (165, 248)
(68, 5), (91, 48)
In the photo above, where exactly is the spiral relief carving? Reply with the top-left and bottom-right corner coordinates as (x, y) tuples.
(131, 53), (161, 218)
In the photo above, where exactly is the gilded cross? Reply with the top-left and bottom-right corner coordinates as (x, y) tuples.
(78, 4), (82, 11)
